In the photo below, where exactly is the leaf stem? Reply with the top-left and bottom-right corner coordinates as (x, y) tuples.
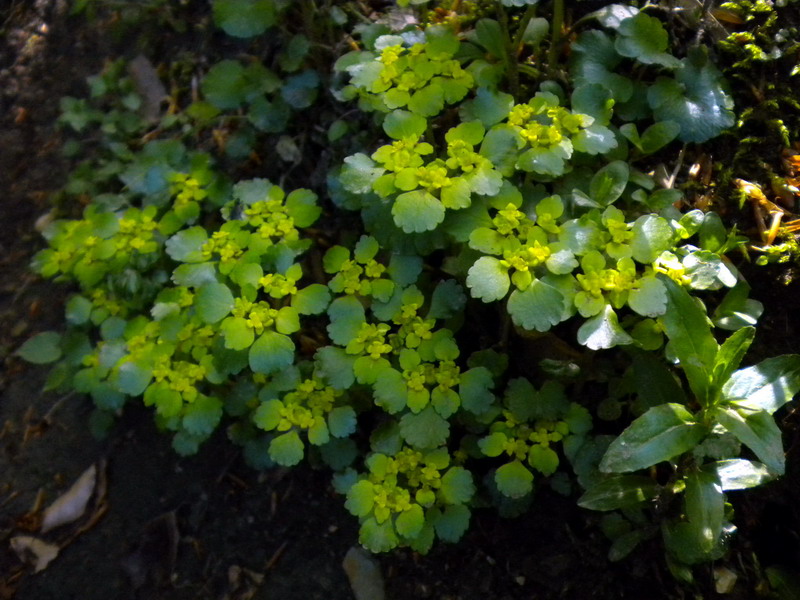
(547, 0), (564, 76)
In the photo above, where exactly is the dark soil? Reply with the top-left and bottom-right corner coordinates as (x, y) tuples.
(2, 2), (800, 600)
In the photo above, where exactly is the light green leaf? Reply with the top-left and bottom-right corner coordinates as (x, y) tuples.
(392, 190), (445, 233)
(395, 504), (425, 539)
(345, 479), (374, 517)
(440, 467), (475, 504)
(275, 306), (300, 335)
(660, 275), (719, 406)
(577, 305), (633, 350)
(631, 215), (673, 264)
(400, 406), (450, 449)
(712, 326), (755, 390)
(116, 360), (153, 395)
(724, 355), (800, 414)
(221, 317), (255, 350)
(702, 459), (772, 491)
(615, 13), (680, 68)
(578, 474), (659, 511)
(16, 331), (62, 364)
(507, 278), (566, 331)
(466, 256), (509, 302)
(359, 517), (399, 553)
(383, 110), (427, 140)
(628, 276), (667, 318)
(590, 161), (629, 206)
(408, 84), (445, 117)
(600, 403), (706, 473)
(292, 284), (331, 315)
(269, 430), (305, 466)
(249, 331), (294, 374)
(165, 227), (208, 262)
(572, 124), (617, 155)
(528, 444), (559, 476)
(253, 398), (283, 431)
(479, 432), (508, 458)
(340, 153), (384, 194)
(196, 282), (235, 324)
(684, 470), (724, 554)
(495, 460), (534, 499)
(213, 0), (276, 37)
(715, 406), (785, 475)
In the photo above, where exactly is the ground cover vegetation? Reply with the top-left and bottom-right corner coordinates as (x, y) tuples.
(13, 0), (800, 591)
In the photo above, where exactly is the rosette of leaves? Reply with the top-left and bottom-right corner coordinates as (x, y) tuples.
(344, 447), (476, 552)
(578, 277), (800, 575)
(570, 12), (734, 143)
(478, 378), (591, 499)
(324, 235), (395, 301)
(341, 112), (503, 233)
(253, 375), (357, 466)
(341, 26), (474, 117)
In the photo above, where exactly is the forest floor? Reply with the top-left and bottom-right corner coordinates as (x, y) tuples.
(2, 2), (800, 600)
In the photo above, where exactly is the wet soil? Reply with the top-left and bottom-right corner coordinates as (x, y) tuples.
(2, 3), (800, 600)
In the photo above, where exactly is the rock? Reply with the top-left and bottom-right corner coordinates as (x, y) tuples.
(342, 546), (385, 600)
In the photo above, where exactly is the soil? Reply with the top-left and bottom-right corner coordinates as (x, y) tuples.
(2, 2), (800, 600)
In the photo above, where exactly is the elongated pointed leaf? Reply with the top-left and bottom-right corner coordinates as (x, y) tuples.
(724, 355), (800, 414)
(578, 474), (659, 511)
(684, 470), (724, 554)
(712, 327), (755, 390)
(659, 275), (718, 405)
(715, 406), (785, 475)
(701, 459), (772, 491)
(600, 403), (706, 473)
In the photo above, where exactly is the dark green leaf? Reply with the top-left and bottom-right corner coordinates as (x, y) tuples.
(578, 474), (659, 510)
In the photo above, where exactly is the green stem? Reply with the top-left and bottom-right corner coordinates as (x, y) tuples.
(547, 0), (564, 76)
(496, 3), (519, 100)
(511, 3), (538, 56)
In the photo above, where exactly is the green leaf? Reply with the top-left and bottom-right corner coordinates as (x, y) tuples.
(165, 227), (208, 262)
(571, 83), (614, 126)
(400, 406), (450, 449)
(466, 256), (509, 302)
(392, 190), (445, 233)
(495, 461), (534, 499)
(684, 470), (724, 554)
(528, 444), (559, 476)
(659, 275), (719, 405)
(395, 504), (425, 539)
(253, 398), (283, 431)
(715, 406), (785, 475)
(269, 430), (305, 466)
(577, 305), (633, 350)
(327, 296), (365, 346)
(340, 153), (384, 194)
(461, 87), (514, 128)
(314, 346), (356, 390)
(196, 282), (235, 324)
(345, 479), (374, 517)
(628, 276), (667, 318)
(221, 317), (255, 350)
(615, 13), (681, 68)
(702, 459), (772, 491)
(712, 327), (755, 390)
(359, 517), (399, 553)
(507, 278), (566, 331)
(213, 0), (276, 37)
(408, 84), (445, 117)
(516, 145), (569, 176)
(440, 467), (475, 505)
(328, 406), (357, 438)
(571, 30), (633, 103)
(292, 284), (331, 315)
(275, 306), (300, 335)
(639, 121), (681, 154)
(426, 506), (466, 545)
(474, 19), (506, 60)
(116, 360), (153, 395)
(183, 395), (223, 436)
(383, 110), (427, 140)
(631, 215), (673, 264)
(629, 348), (688, 411)
(65, 295), (92, 325)
(572, 124), (617, 155)
(280, 70), (319, 109)
(590, 161), (629, 206)
(479, 432), (508, 458)
(202, 60), (246, 109)
(600, 403), (706, 473)
(647, 47), (734, 143)
(459, 367), (494, 414)
(16, 331), (61, 364)
(249, 332), (294, 374)
(578, 474), (659, 511)
(480, 125), (521, 176)
(724, 355), (800, 414)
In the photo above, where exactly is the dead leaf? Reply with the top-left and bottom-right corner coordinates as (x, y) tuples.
(10, 536), (59, 573)
(41, 464), (96, 533)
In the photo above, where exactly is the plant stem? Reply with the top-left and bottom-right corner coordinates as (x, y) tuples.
(547, 0), (564, 77)
(496, 3), (519, 100)
(511, 3), (538, 57)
